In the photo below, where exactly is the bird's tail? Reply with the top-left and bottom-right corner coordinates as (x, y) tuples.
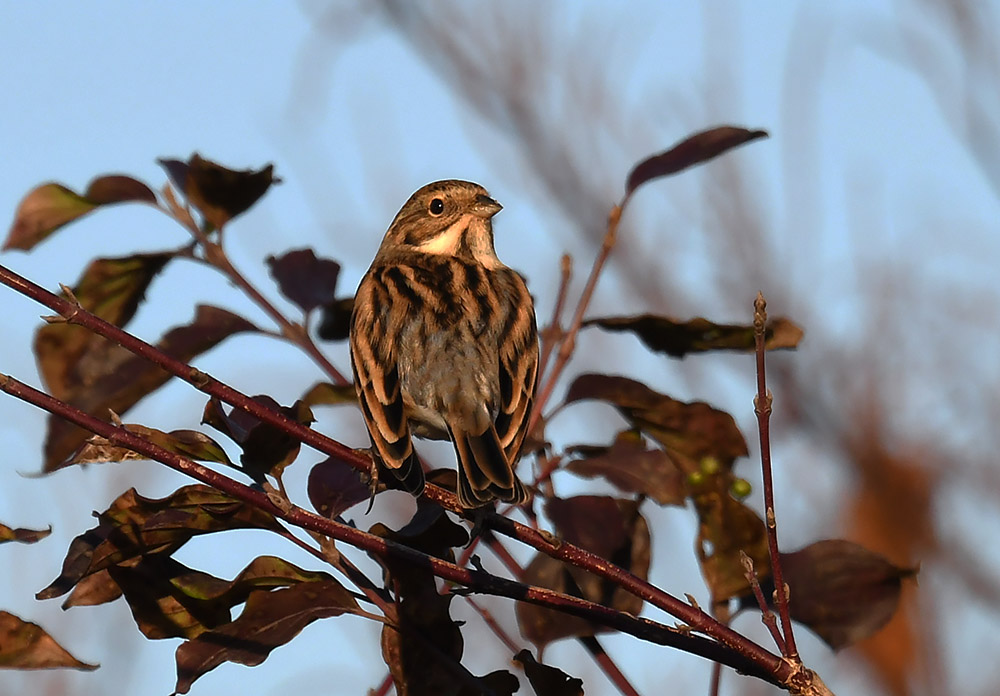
(449, 424), (528, 508)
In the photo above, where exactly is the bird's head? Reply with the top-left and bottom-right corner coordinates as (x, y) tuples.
(377, 180), (503, 266)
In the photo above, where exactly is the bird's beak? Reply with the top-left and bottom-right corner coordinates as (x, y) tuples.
(472, 194), (502, 219)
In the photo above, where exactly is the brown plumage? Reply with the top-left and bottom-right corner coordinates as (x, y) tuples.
(349, 180), (537, 508)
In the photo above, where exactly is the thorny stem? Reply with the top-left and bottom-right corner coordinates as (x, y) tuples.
(528, 204), (623, 434)
(0, 371), (777, 684)
(753, 292), (798, 660)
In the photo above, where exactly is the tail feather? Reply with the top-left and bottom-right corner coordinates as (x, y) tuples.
(450, 425), (528, 508)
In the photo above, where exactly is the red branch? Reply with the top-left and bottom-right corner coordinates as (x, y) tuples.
(0, 263), (804, 687)
(0, 371), (778, 685)
(753, 292), (798, 659)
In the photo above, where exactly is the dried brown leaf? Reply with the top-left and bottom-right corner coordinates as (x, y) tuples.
(316, 296), (354, 341)
(301, 381), (358, 407)
(202, 395), (314, 483)
(564, 373), (748, 472)
(37, 485), (283, 600)
(158, 154), (278, 230)
(0, 611), (98, 670)
(266, 248), (341, 314)
(584, 314), (803, 358)
(513, 650), (584, 696)
(0, 523), (52, 545)
(69, 426), (231, 466)
(5, 175), (156, 251)
(40, 303), (258, 472)
(778, 540), (917, 651)
(566, 430), (685, 505)
(174, 580), (359, 694)
(517, 496), (650, 648)
(625, 126), (768, 197)
(307, 456), (370, 519)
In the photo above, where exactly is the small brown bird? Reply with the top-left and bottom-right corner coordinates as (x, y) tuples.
(350, 180), (538, 508)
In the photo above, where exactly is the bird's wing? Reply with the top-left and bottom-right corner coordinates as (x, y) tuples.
(350, 275), (423, 494)
(494, 276), (539, 464)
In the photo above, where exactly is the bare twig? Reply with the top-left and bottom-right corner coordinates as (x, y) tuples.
(753, 292), (798, 659)
(159, 202), (349, 385)
(740, 550), (786, 654)
(464, 596), (522, 655)
(529, 203), (623, 433)
(535, 253), (573, 383)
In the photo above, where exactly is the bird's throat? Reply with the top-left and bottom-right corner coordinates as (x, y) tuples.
(415, 216), (501, 268)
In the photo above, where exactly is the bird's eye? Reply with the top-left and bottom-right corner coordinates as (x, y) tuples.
(428, 198), (445, 216)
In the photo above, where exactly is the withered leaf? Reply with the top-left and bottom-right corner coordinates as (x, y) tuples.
(317, 296), (354, 341)
(459, 670), (520, 696)
(36, 253), (174, 398)
(37, 485), (283, 600)
(372, 503), (468, 695)
(0, 611), (98, 671)
(566, 430), (685, 506)
(0, 523), (52, 545)
(564, 373), (748, 472)
(584, 314), (803, 358)
(174, 580), (359, 694)
(40, 304), (259, 472)
(112, 554), (335, 641)
(108, 556), (233, 640)
(625, 126), (768, 197)
(4, 175), (157, 251)
(517, 496), (650, 648)
(301, 381), (358, 407)
(69, 426), (231, 466)
(770, 539), (917, 651)
(307, 456), (369, 519)
(63, 570), (123, 608)
(514, 650), (584, 696)
(266, 248), (341, 314)
(691, 479), (770, 604)
(158, 154), (278, 230)
(202, 395), (314, 484)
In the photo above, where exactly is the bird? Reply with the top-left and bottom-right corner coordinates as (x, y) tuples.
(349, 180), (537, 508)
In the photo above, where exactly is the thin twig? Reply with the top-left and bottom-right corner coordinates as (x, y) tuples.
(371, 673), (394, 696)
(159, 201), (350, 385)
(535, 253), (573, 383)
(740, 550), (786, 654)
(578, 636), (643, 696)
(752, 292), (798, 660)
(464, 596), (522, 654)
(529, 204), (623, 433)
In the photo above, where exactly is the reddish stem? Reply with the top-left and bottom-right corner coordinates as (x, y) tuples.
(529, 205), (621, 434)
(0, 371), (779, 685)
(0, 263), (794, 686)
(752, 292), (798, 659)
